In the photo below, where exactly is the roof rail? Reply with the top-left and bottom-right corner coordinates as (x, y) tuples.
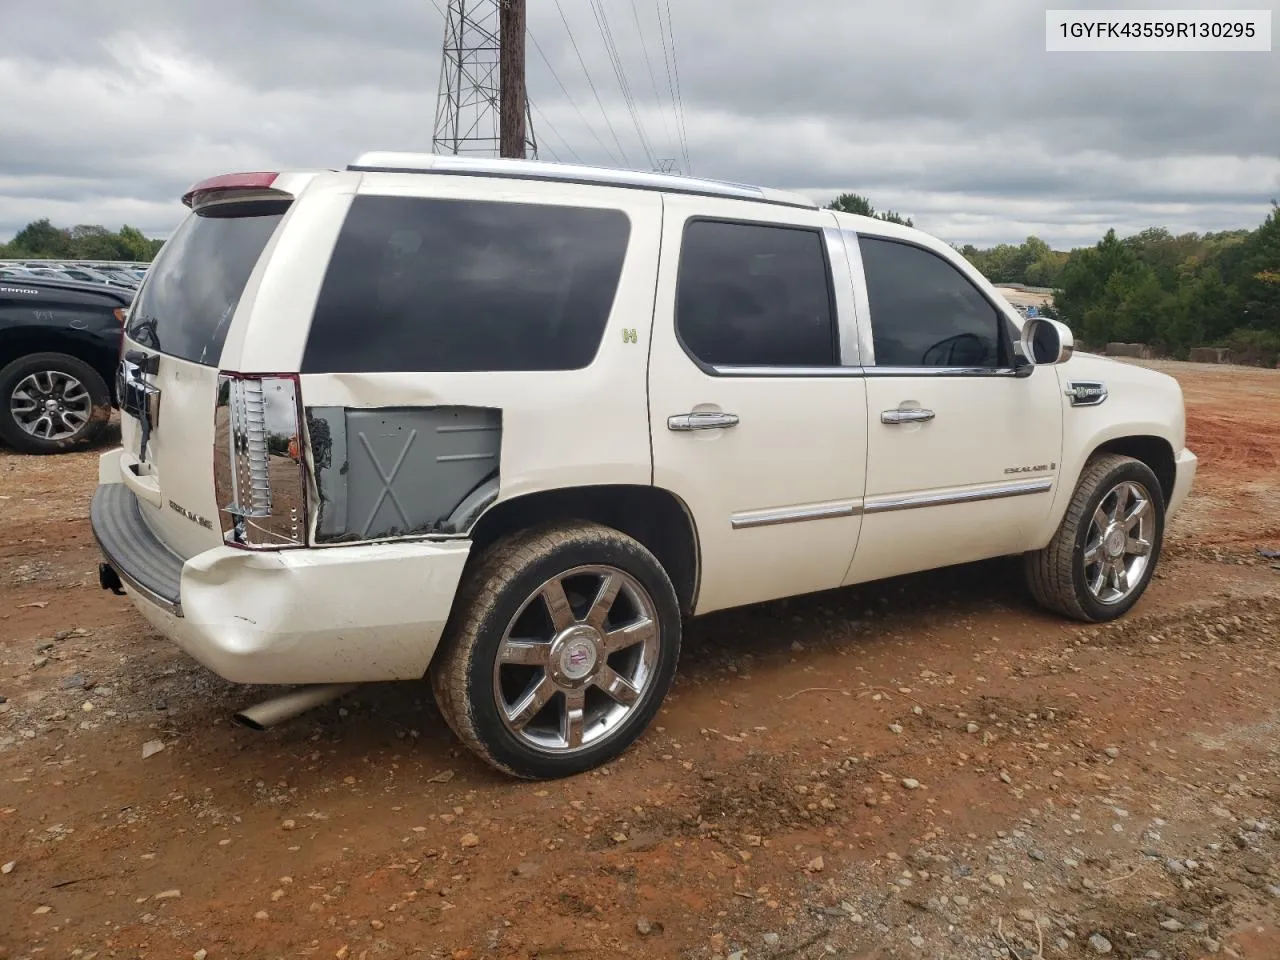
(347, 152), (818, 210)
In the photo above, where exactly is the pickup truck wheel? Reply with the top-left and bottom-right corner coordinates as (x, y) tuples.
(0, 352), (111, 455)
(1025, 454), (1165, 622)
(430, 522), (681, 779)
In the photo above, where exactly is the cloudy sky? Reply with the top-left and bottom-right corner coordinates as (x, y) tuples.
(1, 0), (1276, 249)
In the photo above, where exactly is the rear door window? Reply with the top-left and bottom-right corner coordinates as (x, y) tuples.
(301, 196), (631, 373)
(126, 201), (288, 365)
(676, 219), (837, 369)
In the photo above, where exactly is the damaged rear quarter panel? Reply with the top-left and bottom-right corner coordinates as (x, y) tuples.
(297, 364), (657, 539)
(308, 405), (501, 542)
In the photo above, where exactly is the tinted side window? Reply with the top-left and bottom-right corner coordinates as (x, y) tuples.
(858, 237), (1003, 368)
(677, 220), (835, 368)
(303, 197), (631, 373)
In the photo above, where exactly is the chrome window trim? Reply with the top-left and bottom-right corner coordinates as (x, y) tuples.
(674, 216), (842, 376)
(840, 228), (876, 366)
(863, 478), (1052, 515)
(731, 501), (861, 529)
(823, 225), (862, 366)
(864, 365), (1019, 378)
(850, 230), (1032, 373)
(710, 364), (866, 377)
(706, 364), (1024, 378)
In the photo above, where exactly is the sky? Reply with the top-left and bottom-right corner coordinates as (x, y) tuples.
(0, 0), (1277, 250)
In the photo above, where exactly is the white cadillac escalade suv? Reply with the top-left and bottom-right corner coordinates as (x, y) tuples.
(91, 154), (1197, 779)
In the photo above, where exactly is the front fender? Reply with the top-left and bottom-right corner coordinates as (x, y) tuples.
(1036, 355), (1186, 545)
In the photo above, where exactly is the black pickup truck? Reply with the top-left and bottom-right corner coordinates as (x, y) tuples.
(0, 278), (132, 454)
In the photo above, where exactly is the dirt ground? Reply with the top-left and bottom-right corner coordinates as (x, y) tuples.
(1, 359), (1278, 960)
(992, 288), (1054, 310)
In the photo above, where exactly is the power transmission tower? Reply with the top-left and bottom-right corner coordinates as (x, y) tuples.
(433, 0), (536, 159)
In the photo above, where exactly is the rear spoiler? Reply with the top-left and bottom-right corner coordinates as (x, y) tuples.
(182, 172), (288, 210)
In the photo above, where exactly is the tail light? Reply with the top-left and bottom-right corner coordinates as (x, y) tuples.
(213, 373), (308, 549)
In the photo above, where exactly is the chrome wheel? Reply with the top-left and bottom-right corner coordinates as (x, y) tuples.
(493, 565), (660, 754)
(1083, 480), (1153, 604)
(10, 370), (92, 441)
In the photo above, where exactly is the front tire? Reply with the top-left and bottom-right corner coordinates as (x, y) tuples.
(430, 522), (682, 779)
(0, 352), (111, 455)
(1025, 454), (1165, 622)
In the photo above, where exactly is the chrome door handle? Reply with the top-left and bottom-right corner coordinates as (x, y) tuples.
(668, 411), (740, 432)
(881, 408), (935, 425)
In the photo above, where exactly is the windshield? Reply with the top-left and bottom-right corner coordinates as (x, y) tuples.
(127, 200), (289, 364)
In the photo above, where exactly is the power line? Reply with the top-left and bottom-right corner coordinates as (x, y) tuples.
(551, 0), (633, 167)
(586, 0), (657, 169)
(661, 0), (692, 174)
(528, 28), (621, 166)
(628, 0), (678, 169)
(660, 0), (691, 175)
(531, 102), (585, 164)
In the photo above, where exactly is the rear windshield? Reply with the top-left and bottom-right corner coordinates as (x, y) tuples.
(126, 201), (288, 364)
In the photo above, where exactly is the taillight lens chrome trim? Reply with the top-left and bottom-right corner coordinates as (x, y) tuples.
(214, 372), (308, 550)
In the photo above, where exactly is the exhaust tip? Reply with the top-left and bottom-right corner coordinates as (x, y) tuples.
(232, 683), (359, 732)
(231, 711), (269, 731)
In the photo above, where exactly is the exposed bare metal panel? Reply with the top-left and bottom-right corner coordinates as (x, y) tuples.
(309, 406), (501, 542)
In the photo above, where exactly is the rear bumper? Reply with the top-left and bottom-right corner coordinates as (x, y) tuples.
(1167, 447), (1198, 521)
(91, 482), (185, 615)
(91, 458), (472, 685)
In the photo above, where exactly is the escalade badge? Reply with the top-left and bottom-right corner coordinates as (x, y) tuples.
(168, 499), (214, 530)
(1005, 462), (1056, 475)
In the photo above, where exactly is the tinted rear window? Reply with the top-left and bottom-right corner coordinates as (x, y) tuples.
(301, 196), (631, 373)
(126, 201), (288, 364)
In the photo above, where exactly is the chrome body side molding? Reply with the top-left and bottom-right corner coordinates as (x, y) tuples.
(729, 478), (1054, 529)
(863, 478), (1053, 515)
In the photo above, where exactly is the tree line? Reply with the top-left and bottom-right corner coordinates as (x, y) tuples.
(0, 219), (164, 262)
(828, 194), (1280, 366)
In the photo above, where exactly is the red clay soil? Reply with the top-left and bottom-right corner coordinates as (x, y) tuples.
(1, 360), (1278, 960)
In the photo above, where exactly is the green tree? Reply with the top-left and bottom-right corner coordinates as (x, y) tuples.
(957, 205), (1277, 362)
(116, 225), (156, 261)
(1, 218), (163, 262)
(1232, 202), (1280, 335)
(70, 224), (129, 260)
(826, 192), (914, 227)
(8, 218), (73, 258)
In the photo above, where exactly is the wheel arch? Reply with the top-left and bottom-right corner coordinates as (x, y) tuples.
(468, 484), (701, 615)
(1089, 434), (1176, 505)
(1035, 424), (1180, 553)
(0, 329), (118, 403)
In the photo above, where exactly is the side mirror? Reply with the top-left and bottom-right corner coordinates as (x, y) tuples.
(1021, 317), (1074, 366)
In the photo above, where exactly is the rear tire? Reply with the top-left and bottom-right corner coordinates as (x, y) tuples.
(1024, 454), (1165, 622)
(0, 352), (111, 455)
(430, 521), (681, 779)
